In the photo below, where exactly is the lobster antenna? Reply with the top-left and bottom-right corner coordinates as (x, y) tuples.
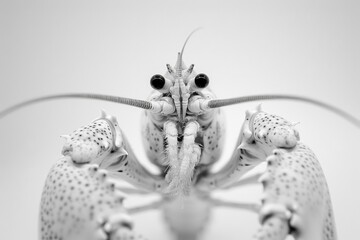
(175, 28), (202, 76)
(207, 94), (360, 128)
(0, 93), (153, 119)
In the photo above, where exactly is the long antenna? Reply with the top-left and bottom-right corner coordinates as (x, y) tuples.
(0, 93), (153, 119)
(207, 94), (360, 128)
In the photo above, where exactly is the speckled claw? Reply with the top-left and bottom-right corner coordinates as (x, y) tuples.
(94, 227), (108, 240)
(252, 111), (300, 149)
(96, 169), (109, 182)
(105, 179), (119, 192)
(94, 213), (144, 240)
(60, 110), (127, 166)
(255, 143), (336, 240)
(229, 107), (337, 239)
(104, 213), (134, 233)
(87, 164), (100, 176)
(60, 119), (114, 164)
(253, 216), (289, 240)
(39, 156), (140, 240)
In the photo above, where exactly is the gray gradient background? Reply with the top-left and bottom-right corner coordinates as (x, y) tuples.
(0, 0), (359, 239)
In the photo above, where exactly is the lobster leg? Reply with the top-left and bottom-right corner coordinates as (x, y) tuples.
(115, 186), (152, 195)
(195, 106), (266, 191)
(206, 197), (260, 213)
(127, 199), (165, 214)
(221, 172), (263, 190)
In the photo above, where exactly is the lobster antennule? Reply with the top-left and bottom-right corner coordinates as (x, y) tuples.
(0, 93), (153, 119)
(175, 52), (183, 77)
(175, 28), (202, 77)
(207, 94), (360, 128)
(180, 28), (202, 60)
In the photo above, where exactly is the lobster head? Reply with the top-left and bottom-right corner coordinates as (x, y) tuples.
(150, 52), (210, 120)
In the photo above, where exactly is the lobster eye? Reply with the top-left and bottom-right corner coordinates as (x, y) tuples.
(150, 74), (166, 90)
(194, 73), (209, 88)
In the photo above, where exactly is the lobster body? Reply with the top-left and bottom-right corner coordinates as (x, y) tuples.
(2, 34), (354, 240)
(162, 194), (212, 240)
(39, 107), (338, 240)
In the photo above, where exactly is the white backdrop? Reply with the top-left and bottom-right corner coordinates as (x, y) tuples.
(0, 0), (359, 239)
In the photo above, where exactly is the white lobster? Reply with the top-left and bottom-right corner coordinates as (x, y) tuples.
(1, 32), (359, 240)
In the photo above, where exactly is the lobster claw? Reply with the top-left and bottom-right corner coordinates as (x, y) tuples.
(253, 215), (289, 240)
(227, 107), (336, 240)
(254, 142), (336, 240)
(40, 157), (146, 240)
(60, 110), (127, 166)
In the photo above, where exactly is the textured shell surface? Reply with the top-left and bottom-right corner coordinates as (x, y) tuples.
(0, 1), (360, 240)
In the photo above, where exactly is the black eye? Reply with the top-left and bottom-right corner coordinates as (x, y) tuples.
(194, 73), (209, 88)
(150, 74), (165, 90)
